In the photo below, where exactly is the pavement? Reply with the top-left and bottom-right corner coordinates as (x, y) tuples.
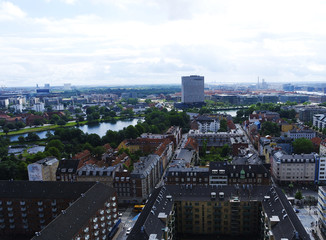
(295, 206), (319, 239)
(114, 207), (138, 240)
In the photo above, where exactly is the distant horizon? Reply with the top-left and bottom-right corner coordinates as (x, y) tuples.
(3, 80), (326, 90)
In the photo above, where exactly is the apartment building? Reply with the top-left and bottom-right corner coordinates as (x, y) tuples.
(313, 114), (326, 130)
(127, 185), (309, 240)
(271, 151), (319, 184)
(0, 181), (118, 240)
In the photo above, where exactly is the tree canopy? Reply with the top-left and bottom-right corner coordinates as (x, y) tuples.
(293, 138), (314, 154)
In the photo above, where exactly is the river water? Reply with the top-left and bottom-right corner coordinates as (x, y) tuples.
(8, 118), (141, 142)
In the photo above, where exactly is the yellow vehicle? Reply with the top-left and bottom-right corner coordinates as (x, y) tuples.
(133, 204), (145, 212)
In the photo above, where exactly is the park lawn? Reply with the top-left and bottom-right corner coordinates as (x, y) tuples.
(0, 121), (85, 136)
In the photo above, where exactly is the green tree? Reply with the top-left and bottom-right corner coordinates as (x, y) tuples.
(221, 144), (230, 157)
(260, 121), (280, 137)
(18, 136), (25, 143)
(293, 138), (314, 154)
(125, 125), (139, 139)
(26, 132), (40, 142)
(92, 146), (105, 158)
(46, 147), (61, 159)
(51, 114), (60, 123)
(45, 139), (64, 152)
(33, 118), (43, 126)
(323, 128), (326, 135)
(218, 119), (228, 132)
(3, 127), (9, 135)
(57, 119), (67, 126)
(295, 190), (303, 200)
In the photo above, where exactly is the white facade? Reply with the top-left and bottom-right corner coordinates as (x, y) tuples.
(287, 129), (316, 139)
(318, 157), (326, 183)
(32, 102), (45, 112)
(313, 114), (326, 130)
(0, 99), (9, 108)
(271, 151), (318, 183)
(11, 104), (23, 113)
(52, 104), (65, 111)
(181, 75), (204, 104)
(27, 164), (43, 181)
(198, 119), (220, 133)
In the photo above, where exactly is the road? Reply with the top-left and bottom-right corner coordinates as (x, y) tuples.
(115, 207), (138, 240)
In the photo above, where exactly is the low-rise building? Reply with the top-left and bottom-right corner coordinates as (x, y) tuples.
(56, 159), (80, 182)
(28, 157), (59, 181)
(288, 128), (316, 140)
(76, 164), (118, 186)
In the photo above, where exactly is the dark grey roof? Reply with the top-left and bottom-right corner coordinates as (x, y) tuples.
(175, 148), (195, 163)
(131, 155), (160, 178)
(196, 115), (215, 122)
(31, 183), (116, 240)
(262, 187), (310, 240)
(127, 187), (173, 240)
(0, 181), (95, 199)
(209, 162), (269, 177)
(56, 159), (80, 175)
(129, 185), (309, 240)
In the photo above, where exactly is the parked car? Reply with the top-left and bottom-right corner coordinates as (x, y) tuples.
(126, 227), (132, 235)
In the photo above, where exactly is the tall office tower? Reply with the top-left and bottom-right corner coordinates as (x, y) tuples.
(181, 75), (204, 104)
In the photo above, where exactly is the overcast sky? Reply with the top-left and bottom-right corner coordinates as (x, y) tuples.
(1, 0), (326, 87)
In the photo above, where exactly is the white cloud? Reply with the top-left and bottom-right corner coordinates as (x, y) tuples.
(0, 1), (26, 21)
(2, 0), (326, 86)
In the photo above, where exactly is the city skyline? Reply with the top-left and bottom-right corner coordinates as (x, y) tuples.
(1, 0), (326, 87)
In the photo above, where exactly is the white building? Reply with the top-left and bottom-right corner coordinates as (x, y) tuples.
(181, 75), (204, 104)
(318, 157), (326, 184)
(32, 102), (45, 112)
(271, 151), (318, 184)
(287, 128), (316, 139)
(52, 104), (65, 111)
(313, 114), (326, 130)
(0, 99), (9, 108)
(318, 186), (326, 238)
(11, 104), (23, 113)
(195, 115), (220, 133)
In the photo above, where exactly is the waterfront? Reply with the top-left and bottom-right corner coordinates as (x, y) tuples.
(8, 118), (141, 142)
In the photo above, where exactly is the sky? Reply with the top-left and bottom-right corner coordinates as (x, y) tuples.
(1, 0), (326, 87)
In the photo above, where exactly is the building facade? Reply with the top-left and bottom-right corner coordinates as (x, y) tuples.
(181, 75), (204, 104)
(271, 151), (319, 184)
(28, 157), (59, 181)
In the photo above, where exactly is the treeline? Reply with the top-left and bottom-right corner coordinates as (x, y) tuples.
(65, 86), (181, 97)
(0, 108), (190, 180)
(233, 102), (297, 123)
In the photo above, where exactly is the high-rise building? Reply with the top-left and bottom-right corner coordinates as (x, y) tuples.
(181, 75), (204, 104)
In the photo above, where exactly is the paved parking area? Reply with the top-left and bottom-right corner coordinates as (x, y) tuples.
(295, 206), (318, 239)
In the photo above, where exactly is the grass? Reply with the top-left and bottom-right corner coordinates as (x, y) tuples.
(0, 121), (86, 136)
